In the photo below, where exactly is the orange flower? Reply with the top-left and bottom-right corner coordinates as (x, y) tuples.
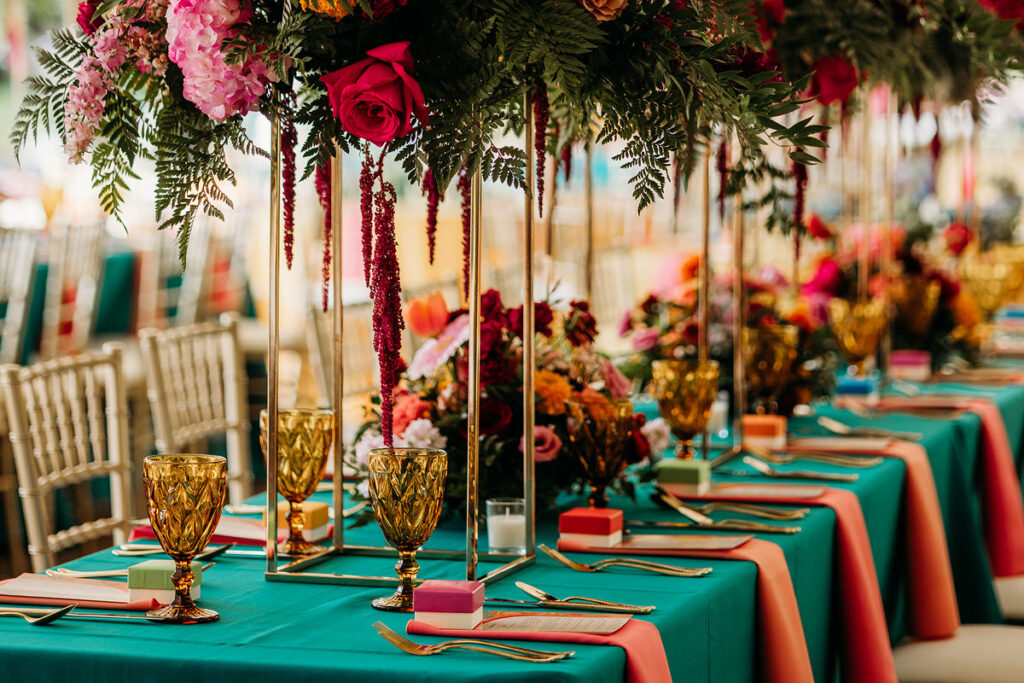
(571, 387), (614, 421)
(680, 253), (701, 282)
(952, 291), (982, 330)
(782, 298), (814, 333)
(299, 0), (351, 20)
(535, 370), (572, 415)
(405, 292), (449, 337)
(580, 0), (628, 22)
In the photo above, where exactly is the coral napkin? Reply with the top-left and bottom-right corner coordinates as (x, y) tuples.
(658, 485), (898, 683)
(789, 437), (961, 639)
(963, 399), (1024, 577)
(0, 574), (157, 611)
(408, 616), (671, 683)
(130, 516), (333, 547)
(855, 396), (1024, 577)
(558, 536), (814, 683)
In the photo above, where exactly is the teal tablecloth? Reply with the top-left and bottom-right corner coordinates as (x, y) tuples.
(5, 379), (1024, 681)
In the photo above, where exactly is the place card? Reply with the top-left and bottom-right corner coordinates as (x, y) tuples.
(617, 533), (752, 550)
(478, 611), (630, 634)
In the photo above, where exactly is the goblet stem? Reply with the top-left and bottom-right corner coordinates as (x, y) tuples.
(280, 500), (320, 556)
(673, 440), (695, 460)
(372, 551), (419, 612)
(171, 558), (196, 609)
(588, 485), (610, 508)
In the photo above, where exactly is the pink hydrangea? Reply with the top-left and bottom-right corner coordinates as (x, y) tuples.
(165, 0), (277, 121)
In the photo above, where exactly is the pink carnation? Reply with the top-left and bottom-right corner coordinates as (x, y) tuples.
(165, 0), (277, 121)
(63, 24), (128, 162)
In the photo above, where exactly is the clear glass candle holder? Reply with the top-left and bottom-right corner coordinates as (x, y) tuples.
(486, 498), (527, 555)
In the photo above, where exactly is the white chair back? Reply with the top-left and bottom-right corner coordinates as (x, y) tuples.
(306, 301), (377, 407)
(138, 313), (251, 504)
(0, 344), (133, 571)
(0, 228), (38, 365)
(39, 223), (105, 359)
(135, 223), (213, 331)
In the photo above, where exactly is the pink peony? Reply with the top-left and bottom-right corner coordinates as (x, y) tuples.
(165, 0), (277, 122)
(520, 425), (562, 463)
(632, 327), (660, 351)
(321, 42), (428, 146)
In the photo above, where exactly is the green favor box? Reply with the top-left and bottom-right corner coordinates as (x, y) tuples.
(655, 458), (711, 495)
(128, 559), (203, 590)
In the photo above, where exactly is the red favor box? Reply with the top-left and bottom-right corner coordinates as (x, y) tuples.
(558, 507), (623, 536)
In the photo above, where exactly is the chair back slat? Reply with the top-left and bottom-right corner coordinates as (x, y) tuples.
(40, 223), (106, 359)
(0, 228), (38, 364)
(0, 345), (133, 571)
(139, 314), (251, 504)
(307, 301), (378, 407)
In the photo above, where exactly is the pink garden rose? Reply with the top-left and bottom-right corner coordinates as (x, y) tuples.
(520, 426), (562, 463)
(321, 42), (428, 146)
(392, 392), (429, 436)
(600, 357), (632, 398)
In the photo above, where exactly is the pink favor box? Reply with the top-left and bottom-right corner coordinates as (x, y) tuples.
(890, 350), (931, 381)
(412, 580), (485, 614)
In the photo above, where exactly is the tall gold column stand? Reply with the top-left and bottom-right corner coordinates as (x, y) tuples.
(465, 163), (483, 580)
(266, 106), (282, 570)
(584, 142), (594, 300)
(522, 93), (537, 555)
(698, 148), (712, 459)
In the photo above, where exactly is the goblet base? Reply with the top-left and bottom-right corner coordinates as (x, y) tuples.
(279, 539), (325, 557)
(371, 591), (413, 613)
(147, 603), (219, 624)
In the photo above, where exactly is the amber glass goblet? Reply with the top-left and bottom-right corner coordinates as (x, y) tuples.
(259, 408), (334, 556)
(565, 397), (636, 507)
(143, 454), (227, 624)
(828, 299), (886, 376)
(742, 325), (799, 414)
(893, 276), (941, 336)
(367, 448), (447, 612)
(650, 359), (719, 459)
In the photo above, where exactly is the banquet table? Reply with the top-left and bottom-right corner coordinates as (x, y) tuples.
(2, 378), (1024, 682)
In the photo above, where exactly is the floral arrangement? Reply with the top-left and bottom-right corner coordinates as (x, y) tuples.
(617, 253), (837, 412)
(348, 290), (665, 518)
(14, 0), (834, 445)
(802, 223), (982, 368)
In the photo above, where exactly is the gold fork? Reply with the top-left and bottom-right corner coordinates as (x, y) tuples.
(685, 501), (809, 520)
(539, 544), (712, 577)
(373, 622), (573, 662)
(747, 445), (882, 469)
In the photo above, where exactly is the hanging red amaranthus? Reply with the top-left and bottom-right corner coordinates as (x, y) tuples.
(792, 154), (808, 229)
(532, 87), (549, 217)
(314, 162), (331, 312)
(458, 165), (471, 301)
(369, 171), (404, 445)
(422, 168), (441, 265)
(716, 139), (729, 222)
(359, 147), (375, 287)
(281, 107), (297, 270)
(561, 140), (573, 183)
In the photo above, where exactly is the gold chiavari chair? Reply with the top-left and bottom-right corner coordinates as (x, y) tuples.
(0, 344), (133, 572)
(0, 227), (38, 365)
(39, 223), (106, 360)
(138, 313), (252, 505)
(306, 300), (377, 409)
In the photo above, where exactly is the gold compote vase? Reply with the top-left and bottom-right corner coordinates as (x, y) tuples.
(828, 299), (886, 376)
(142, 454), (227, 624)
(565, 397), (636, 508)
(742, 325), (798, 414)
(650, 359), (719, 459)
(367, 447), (447, 612)
(259, 408), (334, 556)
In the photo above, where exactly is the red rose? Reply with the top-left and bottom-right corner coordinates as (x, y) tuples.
(479, 397), (513, 435)
(943, 221), (973, 256)
(805, 213), (833, 240)
(979, 0), (1024, 22)
(77, 0), (100, 34)
(320, 42), (428, 146)
(756, 0), (786, 44)
(480, 289), (505, 323)
(507, 302), (554, 338)
(565, 300), (598, 347)
(626, 414), (650, 464)
(809, 55), (859, 107)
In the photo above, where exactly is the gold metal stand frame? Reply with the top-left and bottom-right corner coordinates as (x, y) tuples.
(264, 98), (537, 587)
